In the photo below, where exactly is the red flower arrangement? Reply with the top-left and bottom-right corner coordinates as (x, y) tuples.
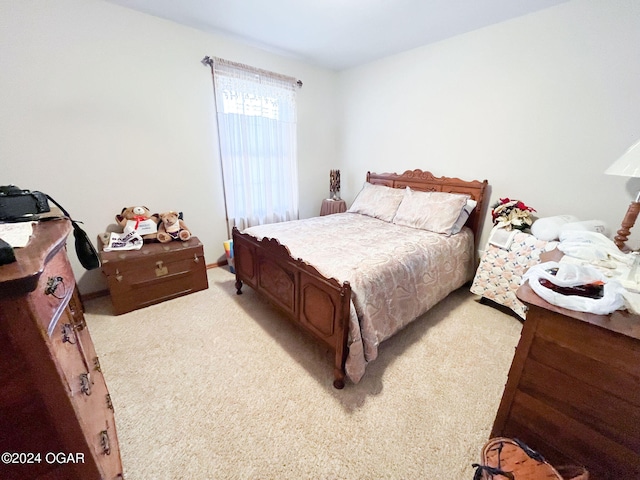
(491, 198), (536, 231)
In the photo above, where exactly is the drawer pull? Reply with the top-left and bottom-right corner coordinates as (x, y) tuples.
(79, 373), (92, 396)
(100, 430), (111, 455)
(61, 324), (76, 344)
(73, 316), (86, 331)
(194, 254), (199, 263)
(155, 261), (168, 277)
(115, 269), (123, 282)
(45, 276), (66, 298)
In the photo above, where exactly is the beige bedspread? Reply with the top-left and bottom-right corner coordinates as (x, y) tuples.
(243, 212), (475, 383)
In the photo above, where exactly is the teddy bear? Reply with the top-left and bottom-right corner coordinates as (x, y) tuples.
(115, 206), (160, 242)
(157, 211), (191, 243)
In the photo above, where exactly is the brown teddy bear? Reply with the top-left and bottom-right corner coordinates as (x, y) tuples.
(115, 206), (160, 242)
(157, 211), (191, 243)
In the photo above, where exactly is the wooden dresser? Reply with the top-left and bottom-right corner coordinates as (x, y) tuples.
(0, 219), (123, 480)
(491, 279), (640, 479)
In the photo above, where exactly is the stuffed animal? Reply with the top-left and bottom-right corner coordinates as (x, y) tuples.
(116, 206), (160, 242)
(157, 211), (191, 243)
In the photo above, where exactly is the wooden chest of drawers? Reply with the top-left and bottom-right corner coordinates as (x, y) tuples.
(100, 237), (208, 315)
(0, 219), (123, 480)
(491, 281), (640, 479)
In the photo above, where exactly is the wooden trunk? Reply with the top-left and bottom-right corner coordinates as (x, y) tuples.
(0, 219), (123, 480)
(492, 280), (640, 479)
(100, 237), (208, 315)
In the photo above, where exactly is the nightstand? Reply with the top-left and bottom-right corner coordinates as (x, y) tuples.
(470, 230), (556, 318)
(320, 199), (346, 216)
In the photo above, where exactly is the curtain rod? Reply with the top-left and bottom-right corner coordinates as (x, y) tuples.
(201, 56), (302, 88)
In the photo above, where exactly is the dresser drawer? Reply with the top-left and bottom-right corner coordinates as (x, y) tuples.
(535, 311), (640, 380)
(69, 371), (121, 479)
(49, 306), (96, 398)
(71, 325), (122, 479)
(527, 328), (640, 407)
(520, 351), (640, 453)
(28, 247), (76, 336)
(49, 313), (122, 479)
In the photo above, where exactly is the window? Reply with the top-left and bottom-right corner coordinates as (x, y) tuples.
(209, 58), (300, 235)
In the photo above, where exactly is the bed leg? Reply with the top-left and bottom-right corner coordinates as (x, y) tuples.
(235, 279), (243, 295)
(333, 371), (345, 389)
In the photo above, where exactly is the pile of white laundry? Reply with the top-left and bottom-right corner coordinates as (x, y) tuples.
(523, 231), (640, 315)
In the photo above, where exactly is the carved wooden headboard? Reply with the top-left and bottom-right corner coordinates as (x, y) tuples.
(366, 169), (489, 249)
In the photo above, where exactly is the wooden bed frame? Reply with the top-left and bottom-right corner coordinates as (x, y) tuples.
(232, 169), (489, 388)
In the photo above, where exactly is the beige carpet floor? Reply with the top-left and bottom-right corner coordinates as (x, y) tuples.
(84, 267), (522, 480)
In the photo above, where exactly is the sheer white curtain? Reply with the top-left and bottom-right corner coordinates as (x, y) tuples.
(212, 58), (299, 234)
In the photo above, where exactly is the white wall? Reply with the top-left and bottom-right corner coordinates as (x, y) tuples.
(0, 0), (339, 294)
(338, 0), (640, 250)
(3, 0), (639, 295)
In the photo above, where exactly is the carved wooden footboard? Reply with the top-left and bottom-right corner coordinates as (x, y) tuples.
(232, 228), (352, 388)
(232, 169), (489, 388)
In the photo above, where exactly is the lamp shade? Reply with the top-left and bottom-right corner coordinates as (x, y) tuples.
(605, 139), (640, 177)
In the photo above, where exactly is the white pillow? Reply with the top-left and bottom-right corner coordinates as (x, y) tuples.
(392, 188), (470, 235)
(531, 215), (579, 241)
(560, 220), (609, 236)
(450, 199), (477, 235)
(347, 182), (405, 222)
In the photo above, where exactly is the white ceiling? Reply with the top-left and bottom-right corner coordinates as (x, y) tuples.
(103, 0), (570, 70)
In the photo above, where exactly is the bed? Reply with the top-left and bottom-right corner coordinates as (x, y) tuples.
(232, 169), (489, 388)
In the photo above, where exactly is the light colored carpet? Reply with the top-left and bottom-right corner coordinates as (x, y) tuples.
(84, 267), (522, 479)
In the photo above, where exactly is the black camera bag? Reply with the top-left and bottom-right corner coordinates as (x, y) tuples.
(0, 185), (99, 270)
(0, 185), (50, 220)
(45, 194), (101, 271)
